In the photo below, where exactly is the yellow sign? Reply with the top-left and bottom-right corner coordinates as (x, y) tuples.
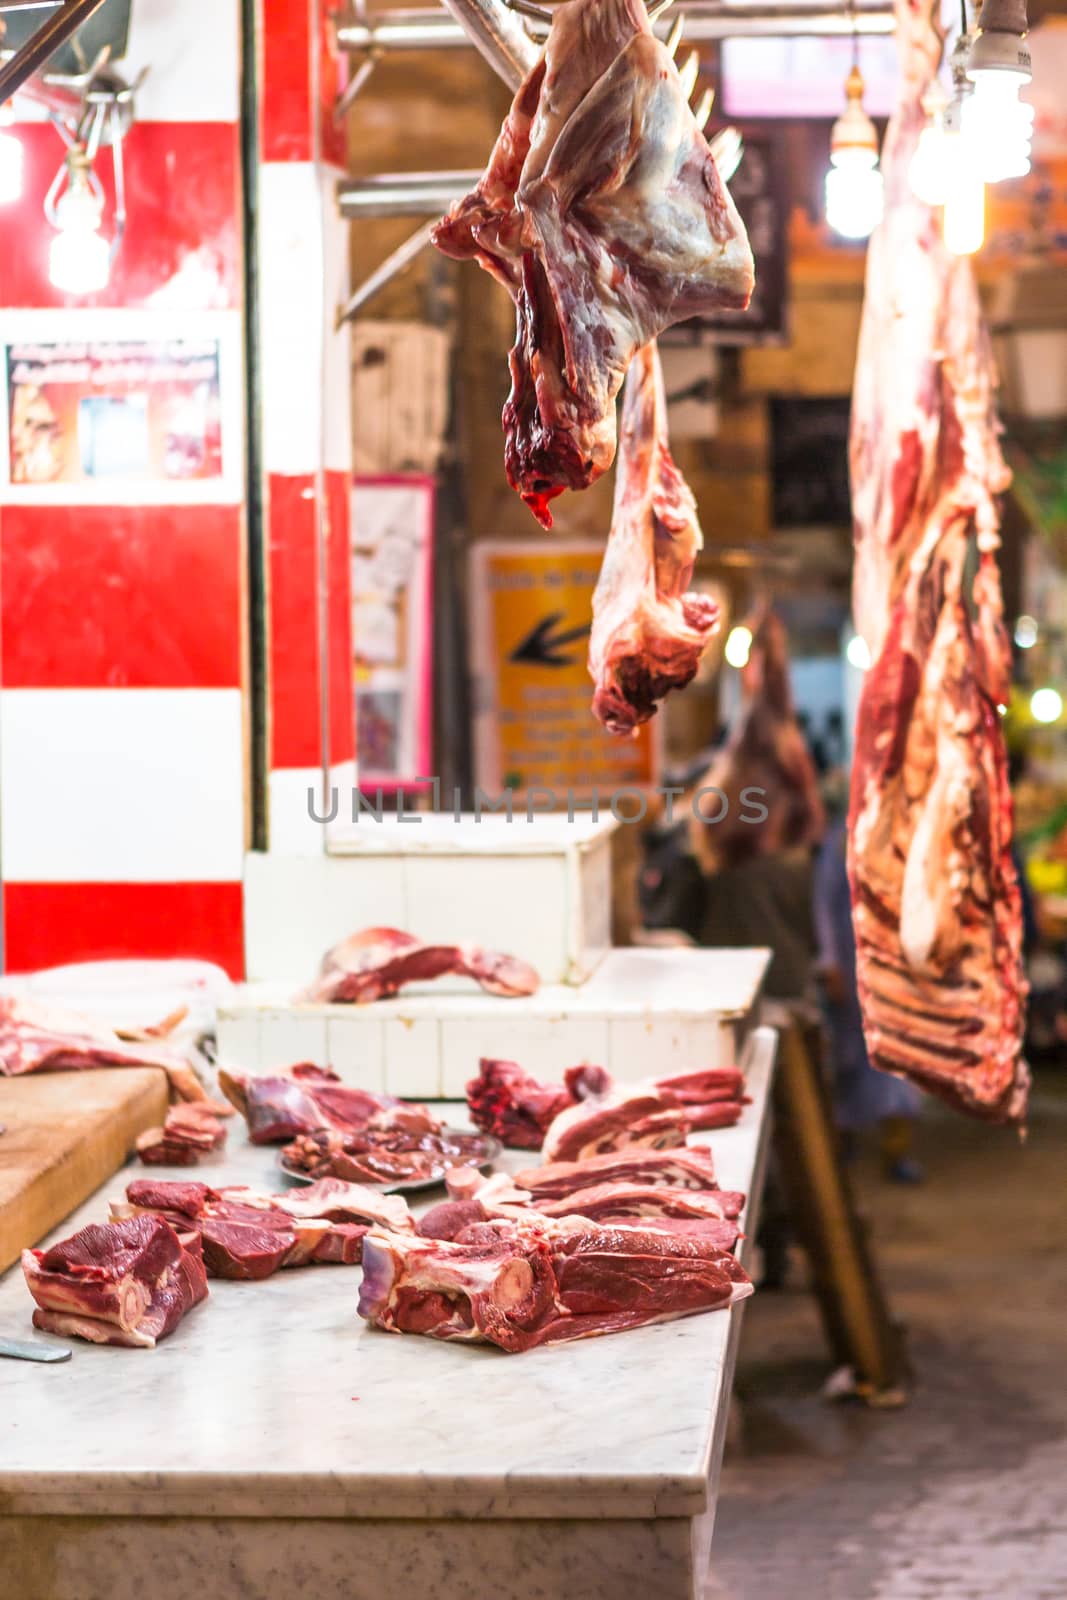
(470, 541), (658, 797)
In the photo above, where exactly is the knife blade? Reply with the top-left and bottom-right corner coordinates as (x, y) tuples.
(0, 1336), (72, 1363)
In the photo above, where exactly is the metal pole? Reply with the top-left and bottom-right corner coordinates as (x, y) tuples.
(336, 217), (438, 324)
(338, 169), (481, 218)
(436, 0), (537, 87)
(0, 0), (106, 103)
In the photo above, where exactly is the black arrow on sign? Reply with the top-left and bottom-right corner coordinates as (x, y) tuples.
(510, 612), (591, 667)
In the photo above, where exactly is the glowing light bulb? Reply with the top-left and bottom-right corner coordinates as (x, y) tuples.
(1030, 687), (1063, 725)
(909, 119), (952, 205)
(962, 74), (1033, 182)
(826, 63), (884, 241)
(48, 178), (110, 294)
(942, 135), (985, 255)
(1014, 614), (1038, 649)
(724, 626), (752, 669)
(846, 634), (871, 671)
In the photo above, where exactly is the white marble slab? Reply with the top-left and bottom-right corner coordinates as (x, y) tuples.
(0, 1029), (775, 1530)
(217, 947), (771, 1098)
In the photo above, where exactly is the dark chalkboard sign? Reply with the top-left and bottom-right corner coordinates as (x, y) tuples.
(770, 396), (852, 528)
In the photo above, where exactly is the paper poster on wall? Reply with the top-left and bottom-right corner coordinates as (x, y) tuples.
(5, 338), (224, 489)
(353, 474), (434, 790)
(470, 541), (658, 800)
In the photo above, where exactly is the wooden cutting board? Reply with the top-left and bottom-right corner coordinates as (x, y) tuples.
(0, 1068), (169, 1274)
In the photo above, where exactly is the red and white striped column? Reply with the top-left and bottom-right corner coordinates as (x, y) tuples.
(257, 0), (355, 853)
(0, 0), (247, 975)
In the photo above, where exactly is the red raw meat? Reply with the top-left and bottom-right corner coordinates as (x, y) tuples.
(590, 341), (719, 734)
(218, 1062), (440, 1145)
(432, 0), (752, 525)
(0, 996), (203, 1101)
(542, 1094), (690, 1162)
(22, 1215), (208, 1348)
(136, 1100), (231, 1166)
(280, 1126), (493, 1185)
(359, 1218), (750, 1351)
(512, 1145), (719, 1200)
(466, 1058), (573, 1148)
(301, 927), (540, 1005)
(113, 1177), (413, 1275)
(847, 0), (1027, 1123)
(535, 1180), (744, 1223)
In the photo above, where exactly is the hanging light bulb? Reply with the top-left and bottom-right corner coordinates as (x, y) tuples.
(825, 63), (884, 240)
(0, 101), (23, 206)
(46, 147), (111, 295)
(965, 0), (1033, 183)
(909, 82), (953, 205)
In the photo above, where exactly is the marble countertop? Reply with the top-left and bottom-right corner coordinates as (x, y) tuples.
(0, 1029), (775, 1525)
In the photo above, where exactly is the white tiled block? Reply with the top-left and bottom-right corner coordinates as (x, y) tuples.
(384, 1016), (442, 1098)
(215, 1012), (261, 1072)
(258, 1010), (328, 1070)
(242, 854), (407, 983)
(405, 856), (563, 971)
(607, 1017), (729, 1082)
(326, 1016), (386, 1090)
(578, 842), (613, 971)
(440, 1014), (610, 1100)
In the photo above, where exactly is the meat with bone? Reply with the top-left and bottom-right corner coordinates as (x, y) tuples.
(280, 1125), (495, 1186)
(218, 1063), (440, 1145)
(533, 1181), (744, 1224)
(359, 1218), (751, 1352)
(136, 1100), (233, 1166)
(847, 0), (1027, 1124)
(511, 1144), (719, 1200)
(0, 995), (204, 1101)
(466, 1058), (745, 1149)
(590, 341), (719, 735)
(542, 1091), (690, 1163)
(432, 0), (753, 526)
(22, 1215), (208, 1348)
(300, 927), (540, 1005)
(113, 1177), (413, 1276)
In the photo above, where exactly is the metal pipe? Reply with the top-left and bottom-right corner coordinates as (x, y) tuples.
(338, 3), (895, 54)
(338, 169), (480, 218)
(333, 49), (380, 123)
(0, 3), (64, 12)
(435, 0), (537, 87)
(336, 217), (438, 324)
(0, 0), (106, 104)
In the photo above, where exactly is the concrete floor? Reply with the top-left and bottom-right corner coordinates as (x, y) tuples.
(708, 1069), (1067, 1600)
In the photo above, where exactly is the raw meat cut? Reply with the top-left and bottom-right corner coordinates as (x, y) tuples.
(136, 1100), (232, 1166)
(466, 1058), (745, 1149)
(22, 1215), (208, 1348)
(465, 1058), (573, 1148)
(512, 1145), (719, 1200)
(542, 1090), (690, 1162)
(533, 1180), (744, 1224)
(432, 0), (753, 526)
(280, 1126), (496, 1186)
(301, 927), (540, 1005)
(218, 1063), (441, 1145)
(112, 1177), (413, 1276)
(691, 607), (825, 870)
(0, 996), (204, 1101)
(847, 0), (1027, 1123)
(590, 340), (718, 735)
(359, 1218), (751, 1351)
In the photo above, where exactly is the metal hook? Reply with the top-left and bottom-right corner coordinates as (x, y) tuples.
(501, 0), (553, 21)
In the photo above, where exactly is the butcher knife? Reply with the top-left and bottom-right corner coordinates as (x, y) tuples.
(0, 1335), (72, 1362)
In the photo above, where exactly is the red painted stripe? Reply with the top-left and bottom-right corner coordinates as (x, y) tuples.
(268, 472), (321, 768)
(0, 122), (240, 312)
(325, 468), (354, 764)
(4, 882), (245, 979)
(1, 505), (243, 690)
(318, 1), (349, 171)
(261, 0), (313, 162)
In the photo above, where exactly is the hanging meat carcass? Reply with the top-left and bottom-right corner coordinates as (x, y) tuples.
(589, 340), (719, 734)
(847, 0), (1027, 1123)
(432, 0), (753, 526)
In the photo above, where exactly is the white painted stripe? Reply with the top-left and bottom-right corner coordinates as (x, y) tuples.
(0, 309), (244, 506)
(0, 689), (245, 882)
(321, 172), (352, 474)
(267, 759), (356, 855)
(122, 0), (241, 123)
(259, 163), (325, 477)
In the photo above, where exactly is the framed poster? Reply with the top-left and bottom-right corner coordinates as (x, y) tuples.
(0, 308), (242, 503)
(469, 540), (658, 801)
(352, 473), (434, 791)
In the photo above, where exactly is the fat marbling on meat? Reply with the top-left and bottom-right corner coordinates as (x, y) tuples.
(432, 0), (753, 525)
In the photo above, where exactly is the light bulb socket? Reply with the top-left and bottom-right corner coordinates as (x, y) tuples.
(967, 0), (1031, 79)
(830, 67), (879, 161)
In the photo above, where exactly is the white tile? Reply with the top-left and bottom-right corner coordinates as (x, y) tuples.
(321, 173), (352, 474)
(607, 1017), (729, 1082)
(326, 1015), (386, 1090)
(124, 0), (240, 121)
(257, 1010), (328, 1071)
(0, 689), (244, 882)
(383, 1015), (442, 1098)
(259, 164), (324, 477)
(440, 1014), (610, 1100)
(215, 1012), (261, 1072)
